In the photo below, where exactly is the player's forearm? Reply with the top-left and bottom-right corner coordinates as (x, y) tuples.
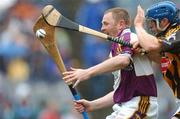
(135, 26), (161, 53)
(87, 55), (130, 77)
(91, 91), (114, 110)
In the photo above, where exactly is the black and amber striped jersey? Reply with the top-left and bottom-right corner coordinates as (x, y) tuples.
(159, 25), (180, 99)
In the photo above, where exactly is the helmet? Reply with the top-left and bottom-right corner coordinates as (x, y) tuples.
(146, 1), (180, 25)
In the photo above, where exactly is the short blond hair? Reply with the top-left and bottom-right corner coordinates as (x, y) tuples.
(105, 7), (131, 26)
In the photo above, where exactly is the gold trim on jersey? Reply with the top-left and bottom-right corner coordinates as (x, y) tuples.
(161, 25), (180, 99)
(165, 25), (180, 38)
(128, 96), (150, 119)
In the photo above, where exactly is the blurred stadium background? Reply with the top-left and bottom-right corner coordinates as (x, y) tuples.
(0, 0), (179, 119)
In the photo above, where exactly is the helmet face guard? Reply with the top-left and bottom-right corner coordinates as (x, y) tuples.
(145, 18), (158, 35)
(145, 17), (171, 35)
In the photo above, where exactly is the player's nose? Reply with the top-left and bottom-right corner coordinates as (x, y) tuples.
(101, 26), (106, 33)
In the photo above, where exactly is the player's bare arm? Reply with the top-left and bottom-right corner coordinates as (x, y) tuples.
(75, 91), (114, 113)
(134, 6), (162, 53)
(63, 55), (130, 85)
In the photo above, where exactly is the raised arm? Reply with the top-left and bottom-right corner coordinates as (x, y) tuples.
(134, 6), (162, 53)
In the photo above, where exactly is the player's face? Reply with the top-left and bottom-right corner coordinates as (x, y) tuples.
(146, 18), (170, 35)
(101, 12), (119, 37)
(146, 19), (159, 34)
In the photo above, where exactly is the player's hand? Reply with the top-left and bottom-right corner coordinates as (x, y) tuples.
(134, 5), (145, 27)
(74, 99), (94, 113)
(132, 40), (141, 54)
(132, 40), (146, 55)
(63, 67), (90, 87)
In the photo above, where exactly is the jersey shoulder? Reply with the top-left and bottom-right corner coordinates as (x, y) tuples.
(130, 32), (138, 44)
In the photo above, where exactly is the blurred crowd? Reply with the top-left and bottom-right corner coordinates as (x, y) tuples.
(0, 0), (179, 119)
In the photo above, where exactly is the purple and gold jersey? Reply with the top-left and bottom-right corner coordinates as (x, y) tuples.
(111, 28), (157, 103)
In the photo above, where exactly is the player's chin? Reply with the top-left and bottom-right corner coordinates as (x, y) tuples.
(106, 32), (110, 35)
(102, 31), (109, 35)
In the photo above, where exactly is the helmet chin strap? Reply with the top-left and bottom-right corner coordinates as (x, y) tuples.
(156, 19), (170, 32)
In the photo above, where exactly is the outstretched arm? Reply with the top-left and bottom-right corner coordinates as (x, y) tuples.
(63, 55), (130, 86)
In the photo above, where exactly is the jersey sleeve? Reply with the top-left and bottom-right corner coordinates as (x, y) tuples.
(121, 33), (136, 57)
(119, 33), (136, 69)
(161, 30), (180, 54)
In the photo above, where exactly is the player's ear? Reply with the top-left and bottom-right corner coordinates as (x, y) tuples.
(118, 20), (126, 30)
